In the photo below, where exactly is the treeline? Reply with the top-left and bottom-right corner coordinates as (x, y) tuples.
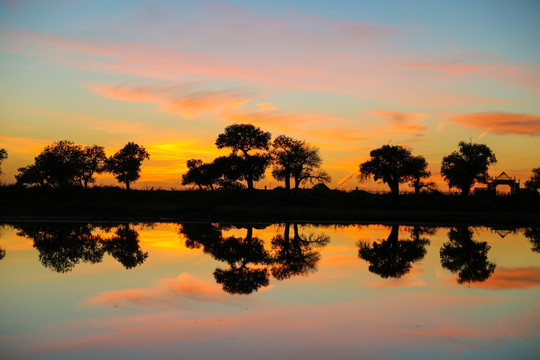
(1, 123), (540, 196)
(8, 141), (149, 190)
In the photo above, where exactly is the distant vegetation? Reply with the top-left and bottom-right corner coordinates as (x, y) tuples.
(3, 123), (540, 198)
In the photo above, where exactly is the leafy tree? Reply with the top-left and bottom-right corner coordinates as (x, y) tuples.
(408, 155), (432, 195)
(272, 135), (330, 190)
(215, 124), (271, 190)
(440, 227), (496, 284)
(359, 145), (429, 198)
(182, 159), (222, 190)
(15, 140), (84, 188)
(106, 142), (150, 190)
(441, 141), (497, 196)
(358, 225), (430, 279)
(80, 145), (107, 189)
(525, 167), (540, 193)
(0, 148), (7, 176)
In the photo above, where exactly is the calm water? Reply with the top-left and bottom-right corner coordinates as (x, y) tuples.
(1, 222), (539, 360)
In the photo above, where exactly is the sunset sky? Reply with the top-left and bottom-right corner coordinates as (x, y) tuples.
(1, 0), (539, 190)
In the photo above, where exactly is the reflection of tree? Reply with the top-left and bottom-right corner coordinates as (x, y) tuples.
(440, 227), (496, 284)
(358, 225), (430, 279)
(271, 223), (329, 280)
(0, 247), (5, 261)
(102, 224), (148, 269)
(15, 223), (105, 273)
(212, 227), (272, 294)
(15, 223), (148, 272)
(524, 228), (540, 253)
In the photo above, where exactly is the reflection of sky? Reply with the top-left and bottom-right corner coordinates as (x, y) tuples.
(0, 223), (539, 359)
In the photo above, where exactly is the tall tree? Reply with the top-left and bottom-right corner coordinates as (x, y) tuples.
(15, 140), (84, 188)
(272, 135), (330, 190)
(441, 141), (497, 196)
(181, 158), (225, 190)
(106, 142), (150, 190)
(215, 124), (271, 190)
(80, 145), (107, 189)
(408, 155), (432, 195)
(0, 148), (7, 176)
(359, 145), (429, 198)
(525, 167), (540, 193)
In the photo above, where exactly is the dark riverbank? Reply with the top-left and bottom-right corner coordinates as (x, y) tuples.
(1, 186), (539, 225)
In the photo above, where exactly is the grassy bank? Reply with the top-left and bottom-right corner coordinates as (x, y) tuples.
(0, 186), (539, 225)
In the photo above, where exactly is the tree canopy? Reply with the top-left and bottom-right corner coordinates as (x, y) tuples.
(359, 145), (429, 197)
(106, 142), (150, 190)
(525, 167), (540, 192)
(441, 141), (497, 196)
(215, 124), (271, 189)
(272, 135), (330, 190)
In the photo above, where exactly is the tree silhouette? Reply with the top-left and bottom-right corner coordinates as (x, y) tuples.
(525, 168), (540, 193)
(408, 155), (432, 195)
(102, 224), (148, 269)
(359, 145), (429, 198)
(15, 223), (105, 273)
(270, 223), (329, 280)
(524, 228), (540, 253)
(271, 135), (330, 190)
(106, 142), (150, 190)
(182, 159), (222, 190)
(358, 225), (430, 278)
(180, 223), (272, 294)
(0, 148), (7, 176)
(441, 141), (497, 196)
(16, 140), (84, 188)
(80, 145), (107, 189)
(440, 227), (496, 284)
(215, 124), (271, 190)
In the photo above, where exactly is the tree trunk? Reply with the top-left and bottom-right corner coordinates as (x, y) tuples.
(285, 176), (291, 191)
(126, 180), (130, 190)
(246, 176), (254, 190)
(388, 181), (399, 198)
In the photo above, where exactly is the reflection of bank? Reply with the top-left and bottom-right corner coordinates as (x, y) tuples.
(440, 227), (496, 285)
(14, 223), (148, 272)
(0, 246), (5, 260)
(180, 223), (329, 294)
(524, 228), (540, 253)
(358, 225), (430, 279)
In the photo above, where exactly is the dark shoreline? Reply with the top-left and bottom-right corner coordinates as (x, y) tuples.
(1, 186), (539, 226)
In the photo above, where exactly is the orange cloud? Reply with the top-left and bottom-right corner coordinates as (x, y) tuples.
(472, 267), (540, 290)
(86, 273), (246, 308)
(448, 112), (540, 136)
(371, 110), (427, 123)
(91, 83), (249, 119)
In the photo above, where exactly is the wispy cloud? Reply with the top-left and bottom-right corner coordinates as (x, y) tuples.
(500, 53), (540, 78)
(91, 83), (249, 119)
(448, 112), (540, 136)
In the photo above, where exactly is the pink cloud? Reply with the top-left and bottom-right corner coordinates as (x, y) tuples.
(91, 83), (249, 119)
(86, 273), (246, 309)
(448, 112), (540, 136)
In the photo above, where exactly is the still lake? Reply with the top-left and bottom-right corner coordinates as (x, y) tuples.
(1, 222), (539, 359)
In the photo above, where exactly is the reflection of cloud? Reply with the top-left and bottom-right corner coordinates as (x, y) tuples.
(448, 112), (540, 136)
(472, 267), (540, 290)
(86, 273), (246, 309)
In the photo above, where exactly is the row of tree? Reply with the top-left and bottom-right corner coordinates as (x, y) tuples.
(1, 123), (539, 194)
(182, 123), (330, 191)
(9, 222), (539, 293)
(11, 141), (149, 190)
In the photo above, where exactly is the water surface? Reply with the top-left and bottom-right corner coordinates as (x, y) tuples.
(1, 223), (539, 359)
